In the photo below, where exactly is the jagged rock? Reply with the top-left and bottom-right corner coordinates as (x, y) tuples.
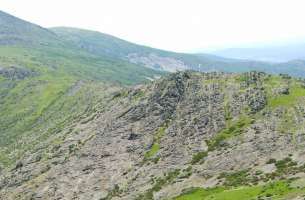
(14, 161), (23, 170)
(127, 133), (139, 140)
(246, 87), (267, 113)
(2, 71), (305, 200)
(276, 86), (290, 95)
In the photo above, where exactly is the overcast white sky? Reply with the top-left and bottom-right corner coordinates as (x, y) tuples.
(1, 0), (305, 52)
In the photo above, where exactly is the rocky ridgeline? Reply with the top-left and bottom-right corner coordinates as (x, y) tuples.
(1, 71), (305, 200)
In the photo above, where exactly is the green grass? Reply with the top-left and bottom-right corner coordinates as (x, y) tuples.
(268, 84), (305, 107)
(191, 151), (208, 165)
(0, 45), (165, 85)
(174, 181), (303, 200)
(174, 187), (225, 200)
(264, 75), (283, 87)
(145, 143), (160, 159)
(144, 125), (167, 160)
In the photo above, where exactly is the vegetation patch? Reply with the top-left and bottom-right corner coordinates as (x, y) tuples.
(145, 143), (160, 159)
(219, 158), (302, 186)
(268, 83), (305, 108)
(179, 166), (193, 179)
(173, 181), (303, 200)
(101, 184), (122, 200)
(191, 151), (208, 165)
(136, 169), (180, 200)
(275, 157), (298, 173)
(263, 157), (301, 180)
(218, 169), (255, 187)
(144, 123), (168, 162)
(207, 116), (254, 151)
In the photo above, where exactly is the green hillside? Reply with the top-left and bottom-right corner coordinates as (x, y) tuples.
(0, 10), (165, 167)
(2, 9), (305, 170)
(0, 44), (163, 166)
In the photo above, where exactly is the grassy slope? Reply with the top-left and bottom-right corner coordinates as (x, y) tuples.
(0, 43), (166, 167)
(0, 11), (165, 168)
(0, 45), (164, 84)
(174, 180), (305, 200)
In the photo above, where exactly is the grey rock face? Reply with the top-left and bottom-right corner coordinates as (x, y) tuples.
(1, 71), (305, 200)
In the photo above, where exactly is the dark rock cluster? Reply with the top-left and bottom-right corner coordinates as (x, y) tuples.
(0, 66), (37, 80)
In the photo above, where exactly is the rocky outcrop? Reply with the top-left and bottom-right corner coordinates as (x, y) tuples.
(1, 71), (305, 200)
(0, 66), (37, 80)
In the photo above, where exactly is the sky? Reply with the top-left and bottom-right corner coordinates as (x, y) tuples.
(1, 0), (305, 52)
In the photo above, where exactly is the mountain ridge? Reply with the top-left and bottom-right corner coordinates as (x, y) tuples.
(2, 10), (305, 200)
(51, 26), (305, 77)
(2, 71), (305, 199)
(2, 9), (305, 77)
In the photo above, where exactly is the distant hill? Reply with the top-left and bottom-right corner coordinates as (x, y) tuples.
(51, 27), (200, 72)
(211, 43), (305, 62)
(52, 27), (305, 77)
(50, 27), (266, 72)
(0, 11), (163, 84)
(0, 11), (61, 46)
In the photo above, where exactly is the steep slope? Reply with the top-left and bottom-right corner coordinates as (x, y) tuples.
(2, 71), (305, 200)
(0, 10), (164, 170)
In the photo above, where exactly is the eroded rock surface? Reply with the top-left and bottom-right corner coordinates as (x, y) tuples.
(2, 71), (305, 200)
